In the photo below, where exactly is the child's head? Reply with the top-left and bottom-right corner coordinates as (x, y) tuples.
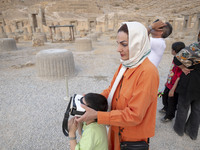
(83, 93), (108, 121)
(171, 42), (185, 55)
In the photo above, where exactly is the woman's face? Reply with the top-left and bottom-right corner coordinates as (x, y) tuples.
(117, 31), (129, 60)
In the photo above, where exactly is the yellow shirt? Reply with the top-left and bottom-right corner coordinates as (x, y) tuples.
(75, 122), (108, 150)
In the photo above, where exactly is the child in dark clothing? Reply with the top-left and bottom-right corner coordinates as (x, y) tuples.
(160, 42), (185, 122)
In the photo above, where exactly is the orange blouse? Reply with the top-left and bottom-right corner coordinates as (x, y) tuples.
(98, 58), (159, 150)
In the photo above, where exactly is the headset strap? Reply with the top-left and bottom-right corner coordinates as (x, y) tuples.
(62, 97), (72, 136)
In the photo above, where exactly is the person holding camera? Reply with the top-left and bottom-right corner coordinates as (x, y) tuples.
(147, 20), (173, 67)
(68, 93), (108, 150)
(76, 22), (159, 150)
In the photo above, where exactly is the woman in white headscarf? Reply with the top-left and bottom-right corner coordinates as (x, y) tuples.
(76, 22), (159, 150)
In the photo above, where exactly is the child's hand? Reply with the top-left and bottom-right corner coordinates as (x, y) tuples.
(68, 117), (78, 136)
(168, 89), (174, 97)
(77, 119), (83, 136)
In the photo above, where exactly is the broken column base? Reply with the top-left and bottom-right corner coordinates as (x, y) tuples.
(0, 38), (17, 52)
(75, 38), (92, 51)
(36, 49), (75, 79)
(32, 33), (47, 47)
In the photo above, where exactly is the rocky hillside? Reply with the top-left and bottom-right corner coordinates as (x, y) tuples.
(0, 0), (200, 22)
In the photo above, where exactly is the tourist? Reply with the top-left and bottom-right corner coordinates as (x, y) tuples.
(147, 20), (173, 67)
(76, 22), (159, 150)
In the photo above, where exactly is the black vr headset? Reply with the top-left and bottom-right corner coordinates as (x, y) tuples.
(62, 94), (85, 136)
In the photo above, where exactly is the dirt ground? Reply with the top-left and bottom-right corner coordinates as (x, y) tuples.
(0, 35), (200, 150)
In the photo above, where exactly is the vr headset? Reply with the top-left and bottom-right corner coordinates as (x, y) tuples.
(62, 94), (86, 136)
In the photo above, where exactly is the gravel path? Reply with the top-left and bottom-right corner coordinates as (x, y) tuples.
(0, 36), (199, 150)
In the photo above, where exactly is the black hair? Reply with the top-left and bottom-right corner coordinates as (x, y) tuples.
(162, 22), (173, 38)
(84, 93), (108, 121)
(172, 42), (185, 53)
(198, 30), (200, 42)
(118, 24), (128, 35)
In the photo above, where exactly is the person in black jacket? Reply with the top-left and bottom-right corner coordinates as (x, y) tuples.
(173, 35), (200, 140)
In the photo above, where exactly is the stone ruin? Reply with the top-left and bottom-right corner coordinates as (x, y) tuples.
(0, 0), (200, 80)
(0, 0), (199, 43)
(75, 38), (93, 51)
(0, 38), (17, 52)
(0, 26), (8, 38)
(32, 28), (47, 46)
(36, 49), (75, 79)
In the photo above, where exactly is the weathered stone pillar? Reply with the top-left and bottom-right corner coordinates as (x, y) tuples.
(165, 38), (173, 53)
(23, 27), (29, 41)
(32, 28), (47, 46)
(75, 38), (92, 51)
(36, 49), (75, 79)
(104, 14), (108, 32)
(5, 25), (12, 34)
(0, 26), (8, 38)
(87, 33), (98, 42)
(193, 13), (200, 31)
(0, 38), (17, 52)
(113, 13), (118, 31)
(54, 28), (62, 41)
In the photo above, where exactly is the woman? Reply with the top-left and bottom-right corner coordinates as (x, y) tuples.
(76, 22), (159, 150)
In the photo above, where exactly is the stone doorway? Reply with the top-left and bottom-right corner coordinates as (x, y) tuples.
(32, 14), (38, 32)
(89, 21), (95, 29)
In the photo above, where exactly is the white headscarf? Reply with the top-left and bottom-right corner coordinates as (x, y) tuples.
(120, 22), (151, 68)
(107, 22), (151, 111)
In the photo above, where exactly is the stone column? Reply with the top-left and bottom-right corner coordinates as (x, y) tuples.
(32, 28), (47, 46)
(104, 14), (108, 32)
(113, 13), (118, 31)
(36, 49), (75, 79)
(0, 26), (8, 38)
(75, 38), (92, 51)
(55, 28), (62, 41)
(0, 38), (17, 52)
(193, 13), (200, 31)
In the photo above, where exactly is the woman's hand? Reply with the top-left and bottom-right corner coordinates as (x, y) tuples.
(68, 117), (78, 137)
(182, 67), (193, 75)
(75, 104), (98, 123)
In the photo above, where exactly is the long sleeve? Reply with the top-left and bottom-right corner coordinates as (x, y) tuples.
(98, 59), (159, 139)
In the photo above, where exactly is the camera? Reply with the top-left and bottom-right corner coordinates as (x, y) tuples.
(153, 19), (159, 23)
(62, 94), (85, 136)
(70, 94), (86, 116)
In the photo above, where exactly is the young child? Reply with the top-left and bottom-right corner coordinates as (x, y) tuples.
(160, 42), (185, 122)
(68, 93), (108, 150)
